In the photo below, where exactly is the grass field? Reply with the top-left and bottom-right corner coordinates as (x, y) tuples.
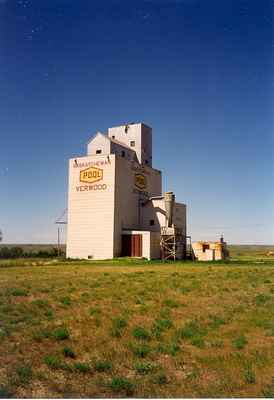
(0, 252), (274, 397)
(229, 245), (274, 260)
(1, 243), (274, 257)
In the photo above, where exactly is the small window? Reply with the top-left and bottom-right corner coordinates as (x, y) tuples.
(145, 160), (148, 164)
(202, 244), (210, 252)
(112, 135), (115, 139)
(130, 141), (135, 147)
(121, 150), (125, 157)
(150, 219), (155, 226)
(96, 149), (102, 154)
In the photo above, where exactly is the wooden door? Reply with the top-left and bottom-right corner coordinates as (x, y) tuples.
(131, 234), (142, 257)
(121, 234), (142, 257)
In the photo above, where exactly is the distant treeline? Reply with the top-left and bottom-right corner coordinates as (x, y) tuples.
(0, 246), (65, 259)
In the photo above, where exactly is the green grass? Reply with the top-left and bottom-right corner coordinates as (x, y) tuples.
(132, 326), (151, 341)
(152, 318), (173, 339)
(16, 366), (32, 384)
(74, 362), (91, 373)
(232, 335), (248, 350)
(62, 346), (76, 358)
(8, 288), (28, 296)
(133, 361), (156, 375)
(262, 378), (274, 397)
(0, 254), (273, 397)
(94, 360), (112, 372)
(244, 367), (256, 384)
(110, 377), (135, 395)
(53, 327), (70, 340)
(44, 355), (63, 370)
(157, 341), (181, 355)
(162, 298), (180, 308)
(130, 342), (151, 358)
(60, 296), (71, 306)
(255, 293), (271, 305)
(179, 320), (208, 345)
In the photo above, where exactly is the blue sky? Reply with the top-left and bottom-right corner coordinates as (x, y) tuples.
(1, 0), (273, 244)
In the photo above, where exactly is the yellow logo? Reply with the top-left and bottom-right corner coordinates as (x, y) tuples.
(135, 173), (147, 190)
(80, 166), (103, 184)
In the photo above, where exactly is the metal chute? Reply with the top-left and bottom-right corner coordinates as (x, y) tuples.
(164, 191), (175, 227)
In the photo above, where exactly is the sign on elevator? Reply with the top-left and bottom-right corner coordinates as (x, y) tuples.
(80, 166), (103, 183)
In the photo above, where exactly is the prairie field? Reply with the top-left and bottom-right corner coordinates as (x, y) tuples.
(0, 250), (274, 397)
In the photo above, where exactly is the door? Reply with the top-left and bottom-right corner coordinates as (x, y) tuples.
(121, 234), (143, 257)
(131, 234), (142, 257)
(121, 235), (131, 256)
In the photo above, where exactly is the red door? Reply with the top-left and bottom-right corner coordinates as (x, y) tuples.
(121, 234), (142, 257)
(131, 234), (142, 257)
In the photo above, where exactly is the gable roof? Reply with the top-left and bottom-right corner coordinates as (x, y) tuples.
(86, 131), (109, 145)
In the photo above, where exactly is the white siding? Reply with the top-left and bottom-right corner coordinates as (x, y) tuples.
(87, 133), (110, 156)
(66, 155), (115, 259)
(108, 123), (152, 166)
(67, 153), (162, 260)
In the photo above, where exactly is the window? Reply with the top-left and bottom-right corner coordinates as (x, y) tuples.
(96, 149), (102, 154)
(145, 160), (148, 164)
(130, 141), (135, 147)
(202, 244), (210, 252)
(112, 135), (115, 139)
(121, 150), (125, 157)
(150, 219), (155, 226)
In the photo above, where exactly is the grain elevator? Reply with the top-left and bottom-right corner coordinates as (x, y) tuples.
(66, 123), (187, 260)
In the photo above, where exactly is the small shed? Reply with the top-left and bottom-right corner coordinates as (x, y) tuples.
(192, 237), (229, 261)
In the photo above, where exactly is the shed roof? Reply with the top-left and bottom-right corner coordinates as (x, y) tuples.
(87, 132), (134, 153)
(110, 137), (134, 152)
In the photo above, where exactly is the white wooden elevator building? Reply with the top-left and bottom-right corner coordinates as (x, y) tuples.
(66, 123), (187, 260)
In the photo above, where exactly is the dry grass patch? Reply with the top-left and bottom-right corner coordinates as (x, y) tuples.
(0, 259), (273, 397)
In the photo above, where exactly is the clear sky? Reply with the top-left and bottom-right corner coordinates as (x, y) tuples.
(1, 0), (273, 244)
